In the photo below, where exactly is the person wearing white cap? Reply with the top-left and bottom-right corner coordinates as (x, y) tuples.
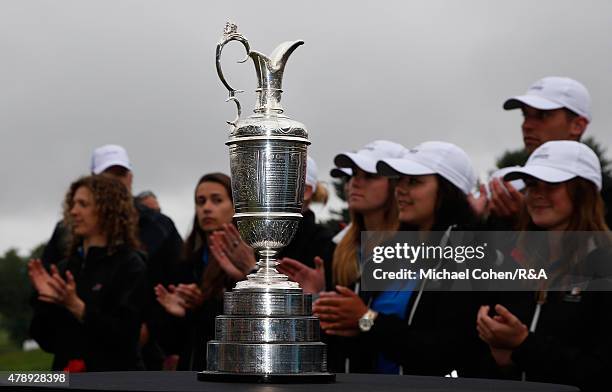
(277, 156), (336, 294)
(477, 140), (612, 391)
(312, 141), (486, 376)
(309, 141), (402, 373)
(490, 76), (593, 224)
(40, 144), (184, 371)
(90, 144), (134, 190)
(504, 76), (591, 153)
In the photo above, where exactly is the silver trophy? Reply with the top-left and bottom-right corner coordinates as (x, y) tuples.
(198, 22), (334, 383)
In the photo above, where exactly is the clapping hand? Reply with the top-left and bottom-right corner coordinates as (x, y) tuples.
(312, 286), (367, 337)
(467, 184), (490, 218)
(28, 259), (85, 320)
(28, 259), (58, 300)
(175, 283), (204, 309)
(209, 223), (256, 280)
(155, 284), (187, 318)
(277, 256), (325, 294)
(477, 304), (529, 349)
(488, 179), (524, 219)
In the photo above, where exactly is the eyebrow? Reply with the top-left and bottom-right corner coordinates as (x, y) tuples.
(197, 193), (226, 198)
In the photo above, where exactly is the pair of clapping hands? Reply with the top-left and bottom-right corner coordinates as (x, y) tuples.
(28, 259), (86, 321)
(155, 224), (256, 317)
(154, 283), (204, 318)
(278, 257), (365, 337)
(476, 304), (529, 367)
(468, 179), (524, 219)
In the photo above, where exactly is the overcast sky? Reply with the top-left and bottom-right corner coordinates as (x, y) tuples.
(2, 0), (612, 255)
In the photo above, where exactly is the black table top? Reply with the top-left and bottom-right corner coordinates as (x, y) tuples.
(3, 372), (579, 392)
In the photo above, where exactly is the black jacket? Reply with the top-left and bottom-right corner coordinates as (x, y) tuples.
(30, 245), (148, 371)
(481, 246), (612, 391)
(40, 202), (183, 369)
(356, 229), (489, 376)
(326, 227), (491, 375)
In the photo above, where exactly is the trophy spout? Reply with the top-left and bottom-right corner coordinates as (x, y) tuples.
(250, 40), (304, 114)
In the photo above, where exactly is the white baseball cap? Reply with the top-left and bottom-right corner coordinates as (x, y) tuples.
(377, 141), (477, 195)
(334, 140), (406, 174)
(330, 167), (352, 178)
(306, 156), (318, 189)
(90, 144), (132, 175)
(503, 76), (592, 121)
(490, 166), (526, 193)
(504, 141), (601, 190)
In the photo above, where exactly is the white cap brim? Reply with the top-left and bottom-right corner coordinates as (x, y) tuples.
(92, 160), (131, 175)
(377, 158), (435, 177)
(334, 152), (377, 173)
(503, 95), (564, 111)
(503, 165), (575, 184)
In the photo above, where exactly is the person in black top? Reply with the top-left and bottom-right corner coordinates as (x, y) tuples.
(40, 144), (183, 370)
(313, 141), (487, 376)
(154, 173), (256, 371)
(277, 156), (337, 293)
(29, 175), (148, 371)
(477, 141), (612, 391)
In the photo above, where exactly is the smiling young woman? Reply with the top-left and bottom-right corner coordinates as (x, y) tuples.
(478, 141), (612, 391)
(29, 175), (147, 371)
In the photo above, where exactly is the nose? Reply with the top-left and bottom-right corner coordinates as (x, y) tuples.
(527, 181), (547, 199)
(350, 175), (365, 189)
(522, 116), (535, 134)
(395, 183), (409, 197)
(202, 200), (214, 213)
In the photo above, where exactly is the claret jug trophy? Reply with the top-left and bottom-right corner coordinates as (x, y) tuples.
(197, 22), (335, 383)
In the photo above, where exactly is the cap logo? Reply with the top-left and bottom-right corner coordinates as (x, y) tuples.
(409, 148), (419, 153)
(531, 153), (549, 160)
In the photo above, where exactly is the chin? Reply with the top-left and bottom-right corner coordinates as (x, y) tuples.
(398, 213), (416, 224)
(531, 216), (557, 230)
(202, 225), (220, 232)
(73, 228), (86, 237)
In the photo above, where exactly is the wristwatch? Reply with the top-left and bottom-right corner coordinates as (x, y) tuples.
(358, 309), (378, 332)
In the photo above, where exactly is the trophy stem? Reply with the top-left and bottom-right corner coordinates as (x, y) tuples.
(234, 252), (299, 290)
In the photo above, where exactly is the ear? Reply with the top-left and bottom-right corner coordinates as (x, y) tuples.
(570, 116), (588, 140)
(304, 185), (314, 202)
(125, 171), (134, 193)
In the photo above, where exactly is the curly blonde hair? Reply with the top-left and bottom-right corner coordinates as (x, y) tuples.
(63, 175), (141, 256)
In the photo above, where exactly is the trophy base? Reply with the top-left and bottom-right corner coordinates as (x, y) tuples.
(197, 371), (336, 384)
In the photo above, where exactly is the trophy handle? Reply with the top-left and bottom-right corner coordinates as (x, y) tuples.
(216, 23), (251, 127)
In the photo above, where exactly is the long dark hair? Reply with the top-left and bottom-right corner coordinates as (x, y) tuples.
(183, 172), (234, 300)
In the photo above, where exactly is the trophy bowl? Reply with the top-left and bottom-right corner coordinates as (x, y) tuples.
(234, 214), (301, 254)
